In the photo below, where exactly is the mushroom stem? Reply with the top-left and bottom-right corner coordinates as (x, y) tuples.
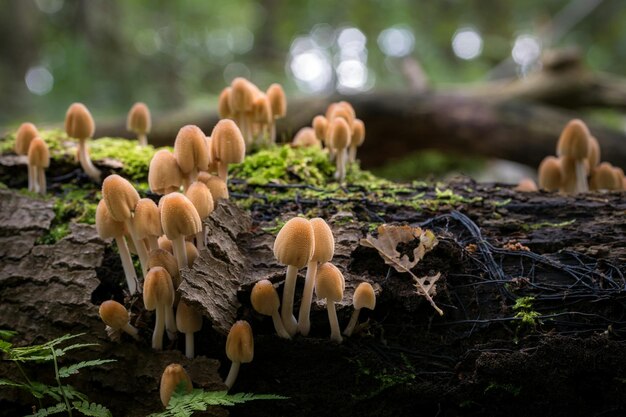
(575, 161), (588, 193)
(335, 149), (346, 182)
(195, 229), (205, 251)
(147, 235), (160, 252)
(269, 121), (277, 145)
(78, 138), (101, 182)
(37, 167), (46, 195)
(126, 220), (149, 276)
(343, 308), (361, 337)
(165, 306), (177, 340)
(138, 133), (147, 147)
(152, 304), (165, 350)
(217, 162), (229, 183)
(185, 333), (194, 359)
(348, 145), (357, 164)
(114, 236), (140, 295)
(271, 310), (291, 339)
(122, 322), (140, 340)
(280, 264), (299, 336)
(171, 236), (189, 272)
(224, 361), (240, 390)
(297, 260), (318, 336)
(326, 301), (342, 343)
(28, 165), (36, 192)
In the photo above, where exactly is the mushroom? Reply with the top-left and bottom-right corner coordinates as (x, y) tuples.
(134, 198), (162, 251)
(348, 119), (365, 163)
(149, 150), (183, 195)
(250, 279), (291, 339)
(185, 240), (200, 267)
(343, 282), (376, 337)
(538, 156), (562, 192)
(148, 248), (181, 290)
(218, 87), (233, 119)
(27, 137), (49, 195)
(159, 192), (202, 273)
(65, 102), (101, 182)
(298, 218), (334, 336)
(559, 156), (581, 194)
(95, 200), (139, 294)
(158, 235), (173, 254)
(176, 301), (203, 359)
(160, 364), (192, 407)
(185, 181), (214, 250)
(127, 102), (151, 146)
(15, 122), (39, 192)
(514, 178), (538, 192)
(590, 162), (620, 190)
(210, 119), (246, 182)
(229, 77), (256, 146)
(174, 125), (210, 191)
(273, 217), (315, 336)
(291, 127), (321, 148)
(143, 266), (176, 350)
(556, 119), (590, 193)
(312, 115), (329, 149)
(224, 320), (254, 390)
(315, 262), (344, 343)
(102, 174), (150, 275)
(251, 94), (273, 145)
(197, 173), (230, 201)
(328, 117), (351, 182)
(588, 135), (601, 169)
(98, 300), (139, 340)
(266, 83), (286, 144)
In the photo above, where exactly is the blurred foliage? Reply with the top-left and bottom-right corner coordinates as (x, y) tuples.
(2, 0), (626, 127)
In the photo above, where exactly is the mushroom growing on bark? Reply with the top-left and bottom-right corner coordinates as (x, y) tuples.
(218, 87), (233, 119)
(98, 300), (139, 340)
(15, 122), (39, 192)
(174, 125), (210, 191)
(224, 320), (254, 390)
(197, 173), (230, 201)
(298, 218), (334, 336)
(176, 300), (203, 359)
(348, 119), (365, 163)
(159, 192), (202, 273)
(266, 83), (286, 144)
(315, 262), (344, 343)
(590, 162), (620, 190)
(27, 137), (49, 195)
(343, 282), (376, 336)
(229, 77), (256, 146)
(148, 248), (181, 290)
(251, 279), (291, 339)
(127, 102), (151, 146)
(328, 117), (351, 182)
(185, 181), (214, 250)
(65, 102), (101, 182)
(538, 156), (562, 192)
(160, 364), (192, 407)
(134, 198), (162, 251)
(312, 115), (328, 148)
(143, 266), (176, 350)
(273, 217), (315, 336)
(556, 119), (590, 193)
(211, 119), (246, 182)
(149, 150), (183, 195)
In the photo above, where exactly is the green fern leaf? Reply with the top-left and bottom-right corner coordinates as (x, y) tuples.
(27, 403), (68, 417)
(72, 401), (112, 417)
(0, 329), (17, 340)
(58, 359), (117, 378)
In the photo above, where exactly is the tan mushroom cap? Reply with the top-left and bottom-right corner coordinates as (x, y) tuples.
(199, 174), (229, 200)
(587, 136), (600, 168)
(148, 248), (180, 288)
(158, 235), (173, 253)
(252, 94), (273, 124)
(312, 115), (328, 143)
(538, 156), (562, 191)
(15, 122), (39, 155)
(27, 137), (50, 168)
(310, 218), (334, 263)
(185, 241), (199, 267)
(250, 279), (280, 316)
(160, 364), (192, 407)
(99, 300), (131, 330)
(102, 174), (140, 222)
(315, 262), (344, 302)
(95, 199), (126, 239)
(557, 119), (590, 160)
(176, 301), (203, 334)
(328, 105), (355, 128)
(590, 162), (619, 190)
(211, 119), (246, 164)
(159, 192), (202, 240)
(514, 178), (538, 192)
(353, 282), (376, 310)
(273, 217), (315, 269)
(218, 87), (233, 119)
(229, 77), (256, 113)
(185, 182), (214, 219)
(143, 266), (175, 311)
(292, 127), (320, 148)
(65, 103), (95, 140)
(134, 198), (162, 239)
(328, 117), (351, 150)
(149, 150), (183, 195)
(613, 167), (625, 190)
(174, 125), (210, 174)
(266, 83), (287, 118)
(127, 102), (151, 134)
(351, 119), (365, 147)
(226, 320), (254, 363)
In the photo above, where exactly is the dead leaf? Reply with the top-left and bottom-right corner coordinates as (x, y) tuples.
(414, 272), (441, 298)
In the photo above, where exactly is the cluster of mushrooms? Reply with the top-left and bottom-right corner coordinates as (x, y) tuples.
(14, 122), (49, 195)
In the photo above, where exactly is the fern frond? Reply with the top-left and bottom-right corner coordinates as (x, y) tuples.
(58, 359), (116, 378)
(0, 378), (25, 388)
(27, 403), (67, 417)
(49, 384), (89, 401)
(72, 401), (112, 417)
(0, 329), (17, 340)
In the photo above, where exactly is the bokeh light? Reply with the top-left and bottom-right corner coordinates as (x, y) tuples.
(451, 28), (483, 60)
(35, 0), (64, 14)
(25, 66), (54, 96)
(378, 26), (415, 58)
(511, 34), (541, 67)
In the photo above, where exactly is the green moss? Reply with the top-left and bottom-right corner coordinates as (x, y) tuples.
(522, 219), (576, 231)
(36, 223), (70, 245)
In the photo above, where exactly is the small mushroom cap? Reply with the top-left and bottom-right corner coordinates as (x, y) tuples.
(252, 94), (273, 124)
(250, 279), (280, 316)
(148, 248), (180, 288)
(292, 127), (320, 148)
(127, 102), (151, 134)
(613, 167), (625, 190)
(315, 262), (344, 302)
(587, 135), (601, 168)
(266, 83), (287, 118)
(160, 364), (192, 407)
(149, 150), (183, 195)
(273, 217), (315, 268)
(15, 122), (39, 155)
(353, 282), (376, 310)
(174, 125), (210, 174)
(328, 104), (355, 128)
(134, 198), (162, 239)
(143, 266), (175, 311)
(158, 235), (173, 253)
(590, 162), (620, 190)
(95, 199), (126, 239)
(185, 241), (199, 267)
(226, 320), (254, 363)
(557, 119), (590, 160)
(310, 218), (334, 263)
(159, 193), (202, 240)
(312, 115), (328, 143)
(197, 174), (229, 200)
(27, 137), (50, 168)
(514, 178), (538, 192)
(351, 119), (365, 147)
(229, 77), (256, 113)
(538, 156), (562, 191)
(102, 174), (140, 222)
(65, 103), (95, 140)
(328, 117), (351, 150)
(99, 300), (131, 330)
(218, 87), (233, 119)
(176, 301), (203, 334)
(211, 119), (246, 165)
(185, 182), (214, 219)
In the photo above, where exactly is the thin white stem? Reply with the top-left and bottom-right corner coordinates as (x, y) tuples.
(185, 332), (195, 359)
(126, 220), (149, 276)
(348, 146), (357, 164)
(182, 175), (192, 193)
(114, 236), (139, 295)
(271, 310), (291, 339)
(224, 361), (240, 390)
(138, 133), (147, 147)
(152, 304), (165, 350)
(195, 230), (205, 251)
(575, 161), (588, 193)
(172, 236), (189, 273)
(217, 162), (229, 182)
(343, 308), (361, 337)
(280, 265), (299, 337)
(122, 323), (140, 340)
(78, 139), (101, 182)
(335, 148), (346, 182)
(27, 164), (35, 192)
(147, 235), (159, 252)
(297, 261), (318, 336)
(329, 148), (336, 162)
(326, 301), (342, 343)
(38, 167), (46, 195)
